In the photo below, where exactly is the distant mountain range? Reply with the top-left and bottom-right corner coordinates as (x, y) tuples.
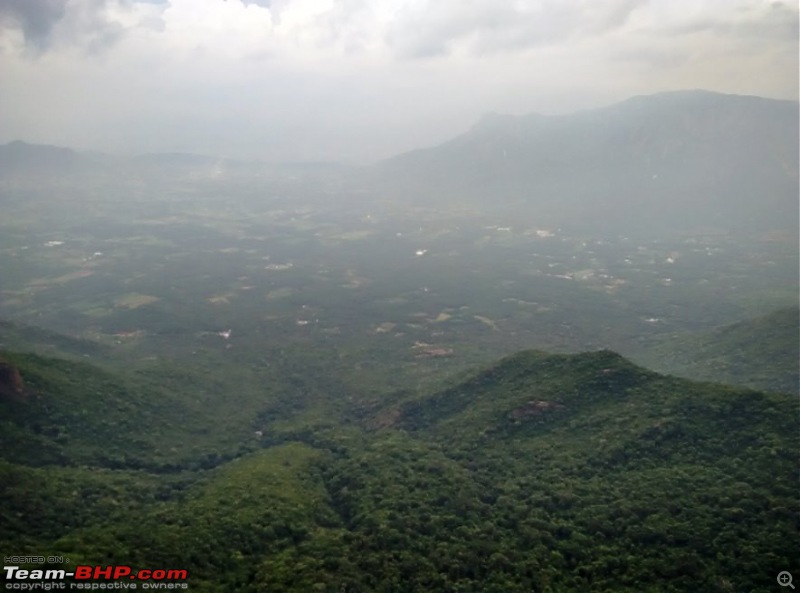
(369, 90), (799, 234)
(0, 140), (345, 183)
(2, 90), (798, 234)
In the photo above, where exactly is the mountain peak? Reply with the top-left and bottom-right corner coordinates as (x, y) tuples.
(394, 349), (654, 433)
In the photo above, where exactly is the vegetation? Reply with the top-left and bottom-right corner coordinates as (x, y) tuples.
(1, 347), (796, 592)
(634, 307), (799, 394)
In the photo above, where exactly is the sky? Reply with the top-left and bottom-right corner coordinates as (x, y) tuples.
(0, 0), (797, 163)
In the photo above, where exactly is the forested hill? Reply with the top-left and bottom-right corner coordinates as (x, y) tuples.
(1, 345), (797, 592)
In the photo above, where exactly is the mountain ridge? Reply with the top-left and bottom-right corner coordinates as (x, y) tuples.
(0, 140), (349, 176)
(370, 89), (799, 234)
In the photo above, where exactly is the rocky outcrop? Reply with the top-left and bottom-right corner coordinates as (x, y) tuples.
(509, 400), (564, 421)
(0, 358), (25, 401)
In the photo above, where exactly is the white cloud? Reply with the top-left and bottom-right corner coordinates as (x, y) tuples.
(384, 0), (648, 58)
(0, 0), (796, 161)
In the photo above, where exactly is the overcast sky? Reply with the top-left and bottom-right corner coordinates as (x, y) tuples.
(0, 0), (797, 162)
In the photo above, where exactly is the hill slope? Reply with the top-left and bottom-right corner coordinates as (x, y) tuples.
(370, 90), (799, 234)
(2, 347), (796, 593)
(632, 307), (799, 394)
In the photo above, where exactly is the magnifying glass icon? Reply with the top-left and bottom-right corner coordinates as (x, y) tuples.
(778, 572), (795, 589)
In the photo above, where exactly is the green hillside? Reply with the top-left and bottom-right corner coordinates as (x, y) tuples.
(633, 307), (799, 394)
(0, 350), (250, 468)
(0, 326), (363, 470)
(1, 347), (796, 592)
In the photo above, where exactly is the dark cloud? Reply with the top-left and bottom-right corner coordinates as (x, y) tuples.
(0, 0), (167, 53)
(0, 0), (68, 48)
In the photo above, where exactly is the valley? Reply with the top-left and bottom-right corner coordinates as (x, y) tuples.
(0, 90), (798, 593)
